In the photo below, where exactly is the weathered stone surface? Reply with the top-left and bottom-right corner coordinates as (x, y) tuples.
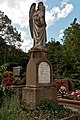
(60, 114), (76, 120)
(22, 2), (57, 107)
(26, 49), (53, 87)
(22, 48), (58, 107)
(38, 62), (50, 83)
(29, 2), (47, 49)
(22, 85), (57, 107)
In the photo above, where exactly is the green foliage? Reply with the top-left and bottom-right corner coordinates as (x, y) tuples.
(0, 10), (22, 46)
(47, 40), (63, 79)
(0, 10), (29, 66)
(22, 100), (73, 119)
(13, 76), (24, 85)
(72, 79), (80, 89)
(37, 101), (72, 119)
(0, 42), (29, 66)
(47, 18), (80, 82)
(0, 94), (73, 120)
(0, 64), (14, 106)
(0, 95), (26, 120)
(0, 64), (9, 73)
(62, 18), (80, 79)
(0, 63), (9, 84)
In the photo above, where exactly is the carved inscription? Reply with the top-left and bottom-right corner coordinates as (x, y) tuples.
(38, 62), (50, 83)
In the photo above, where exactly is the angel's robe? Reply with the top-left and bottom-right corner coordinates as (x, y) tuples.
(30, 7), (47, 48)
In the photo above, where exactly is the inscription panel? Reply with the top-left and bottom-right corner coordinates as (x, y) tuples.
(38, 62), (50, 83)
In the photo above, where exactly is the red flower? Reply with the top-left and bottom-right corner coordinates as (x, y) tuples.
(4, 77), (13, 86)
(71, 92), (80, 97)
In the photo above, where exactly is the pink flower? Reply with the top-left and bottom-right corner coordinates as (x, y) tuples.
(71, 92), (80, 97)
(59, 86), (66, 94)
(77, 94), (80, 97)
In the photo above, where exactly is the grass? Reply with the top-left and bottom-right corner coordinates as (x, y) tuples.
(0, 94), (74, 120)
(0, 95), (26, 120)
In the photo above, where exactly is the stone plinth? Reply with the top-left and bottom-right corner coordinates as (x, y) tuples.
(22, 85), (57, 107)
(22, 48), (57, 107)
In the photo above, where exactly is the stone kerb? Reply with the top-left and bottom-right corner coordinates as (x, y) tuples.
(58, 98), (80, 108)
(60, 114), (76, 120)
(60, 113), (80, 120)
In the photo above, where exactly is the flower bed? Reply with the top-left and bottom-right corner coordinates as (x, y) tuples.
(4, 77), (13, 86)
(70, 91), (80, 100)
(58, 85), (66, 97)
(58, 85), (80, 101)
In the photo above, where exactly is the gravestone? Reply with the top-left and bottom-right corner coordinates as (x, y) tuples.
(13, 66), (21, 76)
(22, 2), (57, 107)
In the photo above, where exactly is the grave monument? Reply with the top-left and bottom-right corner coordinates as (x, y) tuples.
(22, 1), (57, 107)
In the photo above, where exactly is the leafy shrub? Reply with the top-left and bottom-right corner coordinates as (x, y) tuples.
(72, 79), (80, 89)
(13, 76), (24, 85)
(36, 101), (73, 119)
(22, 100), (73, 120)
(0, 95), (74, 120)
(0, 64), (15, 106)
(0, 94), (26, 120)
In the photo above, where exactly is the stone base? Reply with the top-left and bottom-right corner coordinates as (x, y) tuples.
(22, 85), (58, 108)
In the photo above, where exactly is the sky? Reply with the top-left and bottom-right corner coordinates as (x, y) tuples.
(0, 0), (80, 52)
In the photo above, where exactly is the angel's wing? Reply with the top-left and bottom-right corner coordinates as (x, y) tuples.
(29, 3), (36, 38)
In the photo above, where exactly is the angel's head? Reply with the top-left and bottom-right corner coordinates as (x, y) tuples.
(37, 2), (44, 11)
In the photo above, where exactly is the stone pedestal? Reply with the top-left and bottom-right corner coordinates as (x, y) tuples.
(22, 48), (57, 107)
(22, 86), (57, 107)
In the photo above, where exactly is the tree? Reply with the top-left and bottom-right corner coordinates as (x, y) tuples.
(62, 18), (80, 79)
(47, 19), (80, 80)
(0, 10), (22, 47)
(0, 37), (5, 64)
(0, 10), (29, 78)
(47, 40), (63, 79)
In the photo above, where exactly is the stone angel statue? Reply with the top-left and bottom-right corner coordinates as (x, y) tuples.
(29, 2), (47, 49)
